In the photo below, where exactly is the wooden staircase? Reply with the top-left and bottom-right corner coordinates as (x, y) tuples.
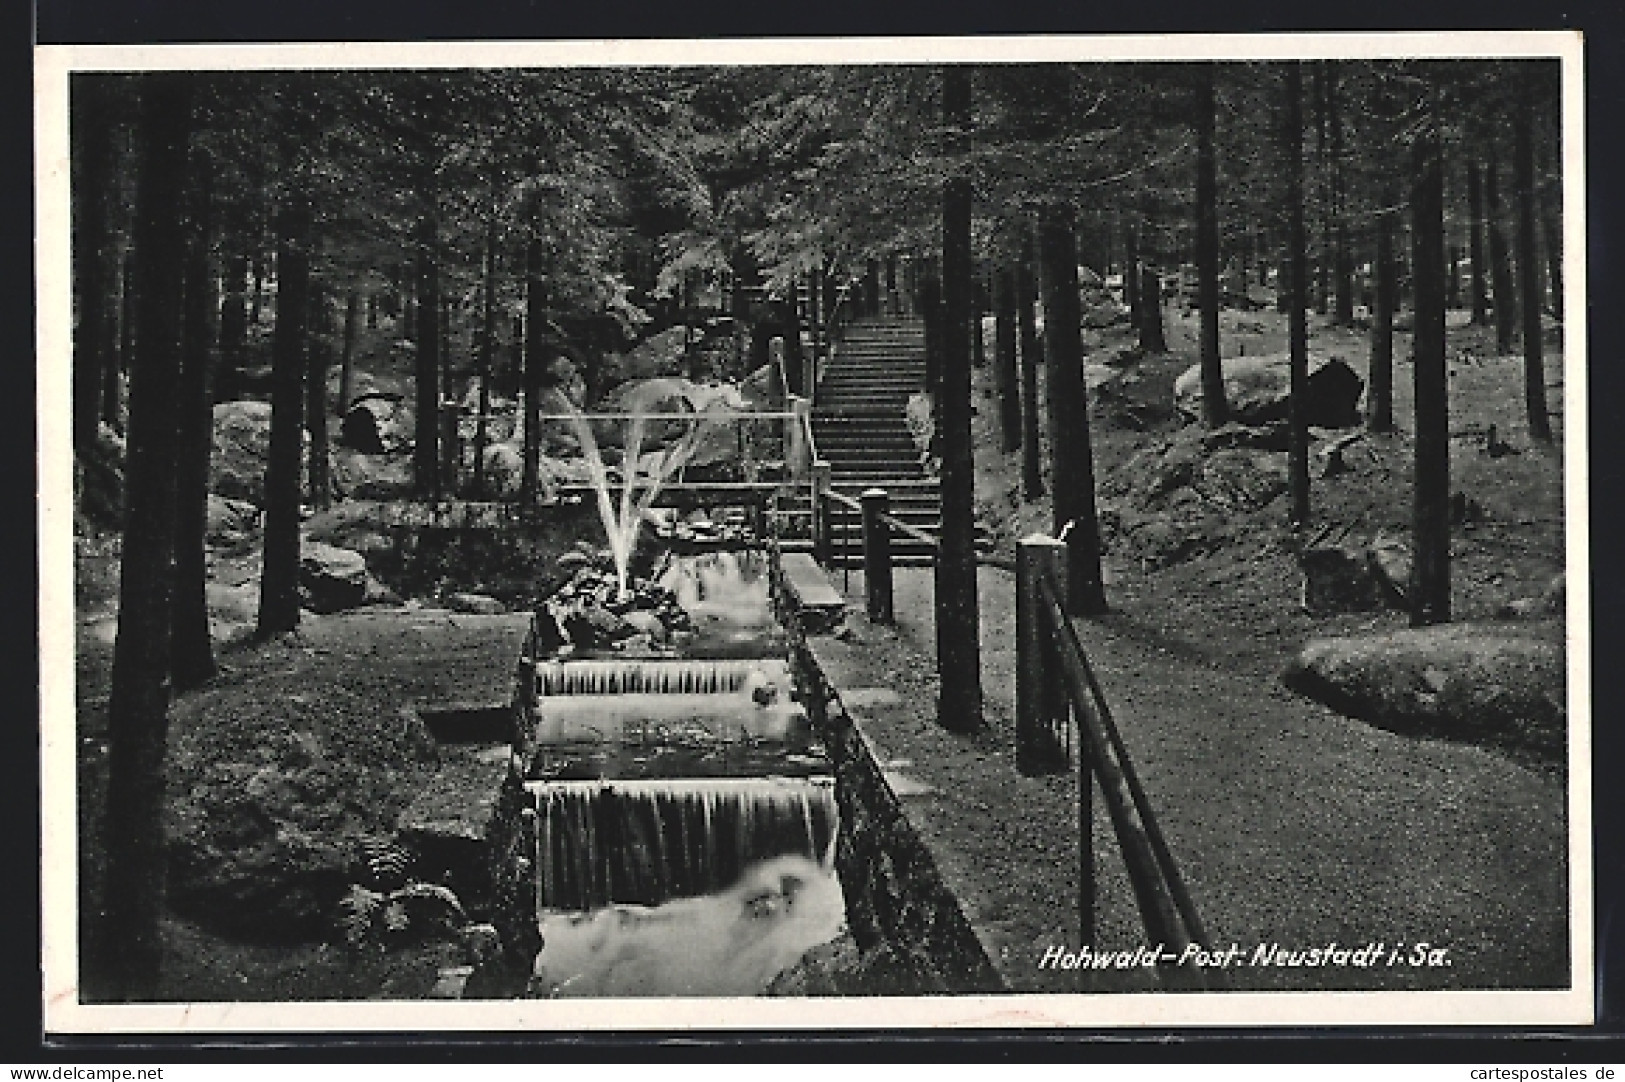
(786, 316), (940, 567)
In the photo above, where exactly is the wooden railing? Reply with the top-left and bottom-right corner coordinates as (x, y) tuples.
(1015, 535), (1219, 990)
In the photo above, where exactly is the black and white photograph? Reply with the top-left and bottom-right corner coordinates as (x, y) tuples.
(35, 34), (1591, 1031)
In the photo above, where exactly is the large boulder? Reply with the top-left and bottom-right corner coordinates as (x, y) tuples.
(166, 730), (383, 944)
(300, 541), (370, 614)
(340, 393), (414, 455)
(211, 400), (307, 506)
(1174, 353), (1364, 429)
(331, 448), (414, 501)
(1282, 624), (1566, 756)
(618, 325), (694, 382)
(206, 494), (261, 547)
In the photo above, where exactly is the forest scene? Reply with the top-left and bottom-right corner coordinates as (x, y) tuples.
(60, 55), (1573, 1010)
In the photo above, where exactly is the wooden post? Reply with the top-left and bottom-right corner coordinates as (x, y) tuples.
(812, 460), (833, 567)
(789, 397), (812, 477)
(861, 487), (893, 623)
(1016, 535), (1072, 777)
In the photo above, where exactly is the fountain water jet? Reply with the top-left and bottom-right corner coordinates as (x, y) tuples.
(554, 390), (712, 601)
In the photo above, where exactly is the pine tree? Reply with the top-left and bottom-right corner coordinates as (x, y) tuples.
(934, 64), (983, 733)
(1515, 86), (1553, 443)
(1467, 161), (1490, 326)
(414, 210), (442, 496)
(257, 190), (310, 636)
(101, 72), (192, 1001)
(170, 145), (217, 689)
(1194, 62), (1228, 428)
(1410, 74), (1451, 627)
(1284, 63), (1311, 526)
(1040, 202), (1107, 615)
(1016, 227), (1045, 500)
(72, 76), (118, 454)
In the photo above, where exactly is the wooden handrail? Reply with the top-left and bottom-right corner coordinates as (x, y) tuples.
(1034, 569), (1220, 991)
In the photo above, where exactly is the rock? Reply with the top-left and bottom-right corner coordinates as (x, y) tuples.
(563, 605), (637, 649)
(1367, 534), (1412, 605)
(1498, 572), (1566, 619)
(1174, 353), (1364, 429)
(1298, 539), (1409, 615)
(445, 592), (506, 615)
(479, 441), (525, 497)
(618, 326), (694, 382)
(532, 607), (568, 657)
(206, 580), (261, 643)
(340, 394), (413, 455)
(299, 541), (370, 614)
(1199, 421), (1290, 452)
(331, 448), (414, 501)
(622, 609), (669, 642)
(1282, 624), (1566, 756)
(1084, 363), (1126, 395)
(206, 494), (261, 546)
(212, 400), (308, 506)
(362, 575), (402, 606)
(1192, 449), (1288, 511)
(1449, 491), (1487, 525)
(169, 823), (353, 943)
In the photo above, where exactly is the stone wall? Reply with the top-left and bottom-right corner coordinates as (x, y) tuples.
(776, 564), (1006, 994)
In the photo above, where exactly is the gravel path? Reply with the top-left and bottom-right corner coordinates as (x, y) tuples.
(846, 566), (1568, 992)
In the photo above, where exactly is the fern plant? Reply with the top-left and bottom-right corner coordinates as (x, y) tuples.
(338, 880), (469, 951)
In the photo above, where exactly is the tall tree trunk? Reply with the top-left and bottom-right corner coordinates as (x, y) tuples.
(402, 268), (416, 340)
(72, 77), (116, 454)
(171, 146), (216, 690)
(1486, 149), (1517, 354)
(414, 211), (441, 497)
(782, 294), (805, 395)
(1538, 130), (1563, 319)
(1017, 228), (1045, 500)
(992, 265), (1021, 452)
(1039, 204), (1107, 616)
(1410, 82), (1451, 627)
(1328, 66), (1353, 325)
(101, 73), (191, 1001)
(338, 289), (359, 413)
(107, 250), (136, 432)
(1313, 63), (1331, 317)
(921, 266), (943, 419)
(1285, 63), (1311, 526)
(256, 192), (309, 636)
(1516, 93), (1553, 443)
(935, 65), (983, 734)
(305, 285), (332, 511)
(1123, 213), (1140, 323)
(1194, 62), (1228, 427)
(474, 202), (497, 496)
(249, 253), (264, 327)
(1467, 161), (1490, 325)
(1368, 182), (1397, 434)
(1138, 262), (1166, 353)
(217, 251), (249, 401)
(440, 294), (457, 494)
(522, 238), (544, 502)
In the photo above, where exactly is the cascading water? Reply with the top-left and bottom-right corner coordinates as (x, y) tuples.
(527, 779), (837, 910)
(526, 778), (842, 997)
(533, 658), (791, 697)
(514, 455), (845, 995)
